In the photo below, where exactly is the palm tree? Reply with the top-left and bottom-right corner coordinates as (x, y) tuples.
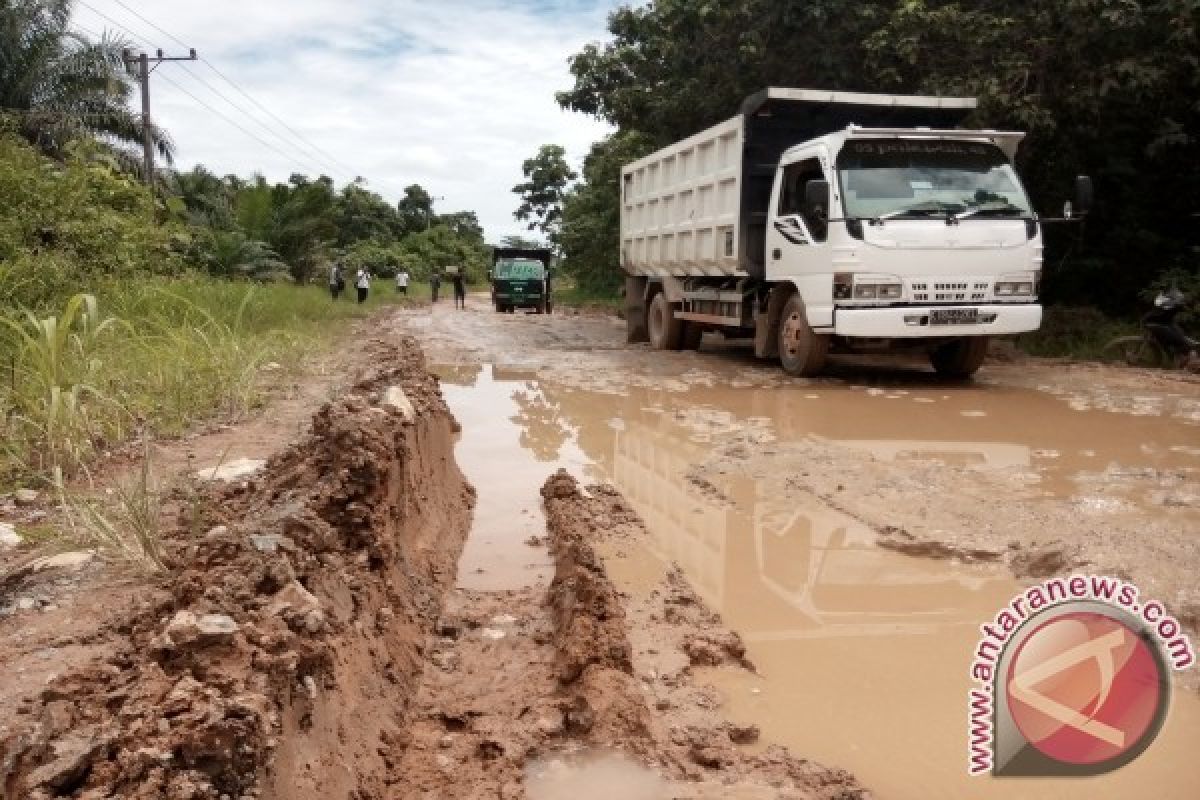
(0, 0), (172, 169)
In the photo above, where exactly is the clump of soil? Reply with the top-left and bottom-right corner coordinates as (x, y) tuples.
(0, 337), (474, 800)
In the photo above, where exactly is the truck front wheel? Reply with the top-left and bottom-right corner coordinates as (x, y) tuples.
(647, 292), (684, 350)
(778, 295), (829, 376)
(930, 337), (989, 378)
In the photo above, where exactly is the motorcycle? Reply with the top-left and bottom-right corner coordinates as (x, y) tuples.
(1103, 289), (1198, 369)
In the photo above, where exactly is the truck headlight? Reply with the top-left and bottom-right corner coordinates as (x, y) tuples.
(878, 284), (903, 299)
(995, 281), (1034, 297)
(854, 284), (878, 299)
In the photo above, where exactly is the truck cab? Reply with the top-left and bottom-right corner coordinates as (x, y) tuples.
(766, 128), (1044, 374)
(490, 247), (553, 314)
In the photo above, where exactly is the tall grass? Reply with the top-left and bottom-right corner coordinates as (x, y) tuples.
(0, 277), (416, 487)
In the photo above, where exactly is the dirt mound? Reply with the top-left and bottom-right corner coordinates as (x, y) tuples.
(0, 337), (473, 800)
(540, 471), (867, 798)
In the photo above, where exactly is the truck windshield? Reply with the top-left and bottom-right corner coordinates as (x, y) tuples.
(493, 259), (545, 280)
(837, 139), (1031, 220)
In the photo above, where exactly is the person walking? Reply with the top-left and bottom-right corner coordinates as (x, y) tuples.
(329, 262), (344, 300)
(452, 269), (466, 310)
(355, 267), (371, 304)
(395, 268), (410, 295)
(430, 270), (441, 303)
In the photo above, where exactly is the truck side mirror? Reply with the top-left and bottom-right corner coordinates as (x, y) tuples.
(1073, 176), (1093, 216)
(804, 180), (830, 221)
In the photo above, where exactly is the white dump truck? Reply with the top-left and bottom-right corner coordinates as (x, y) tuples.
(620, 88), (1091, 377)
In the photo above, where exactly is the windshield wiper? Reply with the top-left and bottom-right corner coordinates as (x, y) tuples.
(953, 202), (1026, 221)
(876, 201), (964, 221)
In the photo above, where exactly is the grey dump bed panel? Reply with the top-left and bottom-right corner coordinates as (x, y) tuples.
(620, 88), (976, 280)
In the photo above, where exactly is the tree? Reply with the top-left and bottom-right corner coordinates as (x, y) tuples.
(437, 210), (485, 245)
(0, 0), (173, 166)
(499, 234), (546, 249)
(334, 182), (399, 247)
(512, 144), (577, 243)
(168, 166), (233, 228)
(397, 184), (435, 235)
(559, 131), (654, 296)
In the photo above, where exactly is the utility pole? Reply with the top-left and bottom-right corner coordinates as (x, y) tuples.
(123, 48), (198, 185)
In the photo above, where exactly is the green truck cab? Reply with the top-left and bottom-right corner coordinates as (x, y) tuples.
(490, 248), (553, 314)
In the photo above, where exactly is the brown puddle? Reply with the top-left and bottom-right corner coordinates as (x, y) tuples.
(434, 361), (1200, 798)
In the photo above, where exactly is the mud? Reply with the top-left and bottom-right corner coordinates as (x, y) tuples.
(399, 296), (1200, 799)
(0, 337), (474, 800)
(391, 470), (866, 799)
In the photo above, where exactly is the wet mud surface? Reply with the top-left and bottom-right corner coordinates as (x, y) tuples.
(395, 296), (1200, 799)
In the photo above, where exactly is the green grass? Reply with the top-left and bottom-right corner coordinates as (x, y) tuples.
(1013, 306), (1140, 360)
(0, 277), (421, 488)
(554, 284), (623, 312)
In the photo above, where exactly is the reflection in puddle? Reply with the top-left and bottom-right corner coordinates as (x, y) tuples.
(435, 364), (588, 590)
(526, 751), (667, 800)
(435, 362), (1200, 798)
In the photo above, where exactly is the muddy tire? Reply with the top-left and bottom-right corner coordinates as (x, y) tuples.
(930, 336), (989, 378)
(777, 295), (829, 376)
(494, 302), (505, 313)
(647, 292), (684, 351)
(681, 322), (704, 350)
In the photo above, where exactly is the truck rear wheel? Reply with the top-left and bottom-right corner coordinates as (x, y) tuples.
(778, 295), (829, 376)
(930, 337), (989, 378)
(647, 292), (684, 350)
(681, 322), (703, 350)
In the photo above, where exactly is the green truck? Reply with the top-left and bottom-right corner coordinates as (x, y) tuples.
(490, 248), (553, 314)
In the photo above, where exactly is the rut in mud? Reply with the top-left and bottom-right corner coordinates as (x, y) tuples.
(392, 470), (866, 799)
(0, 338), (474, 800)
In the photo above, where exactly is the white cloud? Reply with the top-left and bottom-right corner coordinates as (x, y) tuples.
(73, 0), (618, 239)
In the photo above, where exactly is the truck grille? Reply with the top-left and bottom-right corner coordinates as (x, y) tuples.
(909, 280), (991, 303)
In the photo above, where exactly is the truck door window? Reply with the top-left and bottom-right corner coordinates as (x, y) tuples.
(779, 158), (828, 243)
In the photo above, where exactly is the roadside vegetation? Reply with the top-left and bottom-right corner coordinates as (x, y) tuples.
(512, 0), (1200, 354)
(0, 1), (488, 494)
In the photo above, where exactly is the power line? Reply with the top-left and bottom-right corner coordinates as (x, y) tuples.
(74, 1), (344, 180)
(73, 1), (407, 197)
(155, 71), (327, 176)
(100, 0), (399, 193)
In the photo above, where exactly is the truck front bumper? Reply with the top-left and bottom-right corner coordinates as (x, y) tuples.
(832, 304), (1041, 338)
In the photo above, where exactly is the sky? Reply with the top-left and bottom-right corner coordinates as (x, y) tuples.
(71, 0), (621, 241)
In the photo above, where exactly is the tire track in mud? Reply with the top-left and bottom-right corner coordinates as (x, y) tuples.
(390, 471), (868, 799)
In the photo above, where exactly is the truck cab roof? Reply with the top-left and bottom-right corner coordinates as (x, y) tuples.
(786, 125), (1028, 163)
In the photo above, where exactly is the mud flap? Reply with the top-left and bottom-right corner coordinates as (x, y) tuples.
(753, 287), (790, 359)
(625, 276), (649, 343)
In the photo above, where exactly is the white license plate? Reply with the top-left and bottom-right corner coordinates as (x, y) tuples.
(930, 308), (979, 325)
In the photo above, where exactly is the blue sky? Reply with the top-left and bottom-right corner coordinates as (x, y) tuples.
(72, 0), (624, 240)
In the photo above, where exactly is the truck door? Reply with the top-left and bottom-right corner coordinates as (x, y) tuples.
(766, 151), (835, 326)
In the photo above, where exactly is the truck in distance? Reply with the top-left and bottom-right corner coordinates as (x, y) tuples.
(620, 88), (1091, 377)
(490, 247), (554, 314)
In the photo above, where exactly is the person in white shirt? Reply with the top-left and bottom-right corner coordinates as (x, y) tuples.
(395, 269), (410, 295)
(355, 268), (371, 304)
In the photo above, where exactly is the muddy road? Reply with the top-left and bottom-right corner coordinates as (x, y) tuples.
(1, 294), (1197, 799)
(389, 294), (1200, 799)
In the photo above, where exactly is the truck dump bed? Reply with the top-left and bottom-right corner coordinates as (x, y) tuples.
(619, 88), (977, 280)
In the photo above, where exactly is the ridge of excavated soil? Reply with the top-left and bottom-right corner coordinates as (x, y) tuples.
(0, 337), (474, 800)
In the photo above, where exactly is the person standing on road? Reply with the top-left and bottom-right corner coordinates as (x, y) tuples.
(395, 268), (410, 295)
(430, 270), (441, 303)
(452, 270), (466, 310)
(329, 262), (344, 300)
(355, 267), (371, 304)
